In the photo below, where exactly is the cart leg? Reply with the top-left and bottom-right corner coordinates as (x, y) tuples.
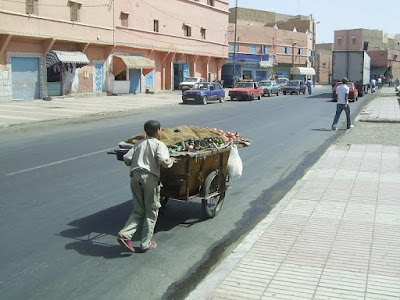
(201, 170), (226, 219)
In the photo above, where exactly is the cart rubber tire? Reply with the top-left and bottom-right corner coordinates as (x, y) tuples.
(201, 170), (226, 219)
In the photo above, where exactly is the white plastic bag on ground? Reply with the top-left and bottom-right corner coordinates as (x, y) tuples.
(227, 144), (243, 179)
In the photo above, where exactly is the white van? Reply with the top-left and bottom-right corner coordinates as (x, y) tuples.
(276, 77), (289, 87)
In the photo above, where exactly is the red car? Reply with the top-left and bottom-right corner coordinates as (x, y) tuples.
(332, 81), (358, 102)
(229, 81), (263, 101)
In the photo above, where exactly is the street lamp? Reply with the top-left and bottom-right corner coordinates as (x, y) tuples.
(232, 0), (238, 87)
(313, 21), (320, 86)
(291, 41), (297, 79)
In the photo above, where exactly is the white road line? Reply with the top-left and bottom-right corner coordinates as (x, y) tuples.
(5, 147), (115, 176)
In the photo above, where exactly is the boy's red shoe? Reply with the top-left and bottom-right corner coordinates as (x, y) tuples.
(117, 234), (134, 253)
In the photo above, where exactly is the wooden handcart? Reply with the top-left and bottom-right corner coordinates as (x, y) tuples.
(108, 145), (231, 219)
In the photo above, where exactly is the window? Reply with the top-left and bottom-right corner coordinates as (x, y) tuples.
(154, 20), (159, 32)
(250, 44), (257, 54)
(298, 48), (303, 55)
(183, 24), (191, 37)
(200, 28), (206, 39)
(230, 42), (238, 52)
(207, 0), (215, 6)
(70, 1), (81, 22)
(26, 0), (38, 15)
(337, 37), (342, 45)
(351, 35), (357, 44)
(121, 12), (129, 27)
(283, 47), (290, 54)
(263, 45), (268, 54)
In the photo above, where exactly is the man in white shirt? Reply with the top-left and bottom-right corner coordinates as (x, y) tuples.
(377, 77), (382, 89)
(332, 78), (352, 130)
(117, 120), (176, 253)
(370, 78), (377, 93)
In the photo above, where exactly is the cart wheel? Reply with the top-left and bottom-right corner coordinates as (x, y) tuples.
(160, 196), (169, 207)
(202, 170), (226, 219)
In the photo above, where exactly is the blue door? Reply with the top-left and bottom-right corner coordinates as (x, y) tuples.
(129, 69), (141, 93)
(94, 62), (104, 92)
(173, 63), (190, 89)
(145, 70), (154, 88)
(256, 71), (267, 82)
(183, 64), (190, 80)
(11, 57), (40, 100)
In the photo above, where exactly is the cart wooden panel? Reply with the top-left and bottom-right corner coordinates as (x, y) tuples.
(160, 147), (231, 201)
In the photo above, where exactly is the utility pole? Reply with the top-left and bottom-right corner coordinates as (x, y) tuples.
(232, 0), (238, 87)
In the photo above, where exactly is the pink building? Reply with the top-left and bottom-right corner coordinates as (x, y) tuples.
(0, 0), (229, 102)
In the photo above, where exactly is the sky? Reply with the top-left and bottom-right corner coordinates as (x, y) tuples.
(228, 0), (400, 44)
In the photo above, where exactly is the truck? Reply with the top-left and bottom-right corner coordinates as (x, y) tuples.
(332, 51), (371, 97)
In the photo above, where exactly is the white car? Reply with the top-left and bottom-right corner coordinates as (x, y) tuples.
(178, 77), (206, 91)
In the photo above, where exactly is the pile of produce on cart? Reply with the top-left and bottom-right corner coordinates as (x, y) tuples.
(109, 125), (250, 219)
(118, 125), (250, 156)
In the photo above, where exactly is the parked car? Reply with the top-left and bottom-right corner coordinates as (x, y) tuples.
(276, 77), (289, 87)
(259, 80), (281, 97)
(178, 77), (206, 91)
(182, 82), (225, 104)
(282, 80), (306, 95)
(229, 81), (262, 101)
(332, 81), (359, 102)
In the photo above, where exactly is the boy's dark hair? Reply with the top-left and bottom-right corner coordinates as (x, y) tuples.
(144, 120), (161, 137)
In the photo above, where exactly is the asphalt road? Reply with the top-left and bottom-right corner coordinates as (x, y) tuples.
(0, 87), (373, 299)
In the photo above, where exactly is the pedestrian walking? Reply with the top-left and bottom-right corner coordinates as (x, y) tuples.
(117, 120), (176, 253)
(377, 77), (382, 89)
(370, 78), (376, 93)
(332, 77), (352, 130)
(306, 78), (313, 94)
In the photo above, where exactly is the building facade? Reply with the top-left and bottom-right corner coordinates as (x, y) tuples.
(315, 43), (333, 84)
(222, 7), (316, 86)
(0, 0), (229, 102)
(334, 29), (400, 84)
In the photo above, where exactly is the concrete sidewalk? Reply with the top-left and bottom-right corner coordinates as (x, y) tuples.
(186, 87), (400, 299)
(0, 91), (182, 128)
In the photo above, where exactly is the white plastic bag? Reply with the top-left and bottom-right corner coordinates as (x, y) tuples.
(227, 144), (243, 179)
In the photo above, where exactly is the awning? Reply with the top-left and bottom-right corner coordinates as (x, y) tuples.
(290, 67), (316, 76)
(46, 50), (89, 68)
(259, 60), (273, 68)
(113, 55), (155, 76)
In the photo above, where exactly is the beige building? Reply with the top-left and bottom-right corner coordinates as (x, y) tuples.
(334, 29), (400, 84)
(0, 0), (229, 102)
(223, 7), (316, 84)
(315, 43), (333, 84)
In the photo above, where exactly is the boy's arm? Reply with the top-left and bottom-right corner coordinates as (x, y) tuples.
(123, 147), (135, 166)
(158, 143), (174, 168)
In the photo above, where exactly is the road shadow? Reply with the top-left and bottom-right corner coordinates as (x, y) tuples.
(59, 199), (204, 258)
(307, 93), (333, 101)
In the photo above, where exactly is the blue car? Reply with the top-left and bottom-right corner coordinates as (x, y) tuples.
(182, 82), (225, 104)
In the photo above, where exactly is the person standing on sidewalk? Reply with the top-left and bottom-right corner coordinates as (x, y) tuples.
(306, 78), (313, 94)
(332, 77), (352, 130)
(117, 120), (176, 253)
